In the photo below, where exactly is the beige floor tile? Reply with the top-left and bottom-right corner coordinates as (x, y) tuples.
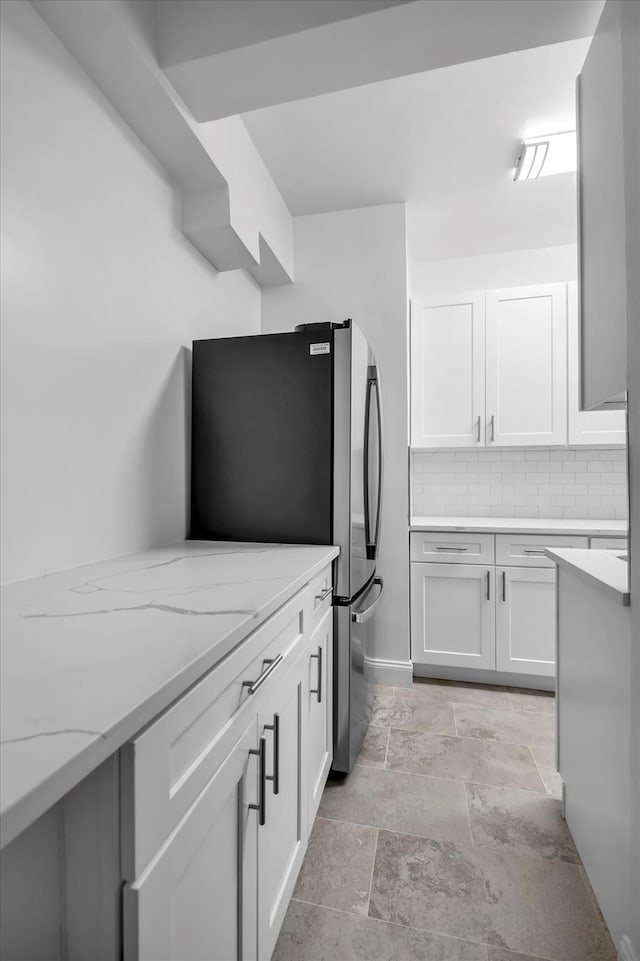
(406, 678), (511, 710)
(369, 831), (615, 961)
(357, 724), (389, 768)
(466, 782), (579, 863)
(319, 763), (472, 843)
(386, 729), (546, 792)
(372, 692), (456, 735)
(292, 818), (377, 916)
(529, 744), (563, 798)
(272, 900), (488, 961)
(453, 705), (555, 748)
(506, 688), (556, 714)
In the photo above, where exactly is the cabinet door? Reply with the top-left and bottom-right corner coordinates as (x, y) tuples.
(257, 654), (306, 961)
(567, 283), (626, 444)
(305, 608), (333, 826)
(485, 285), (567, 446)
(410, 293), (485, 448)
(122, 718), (259, 961)
(410, 563), (495, 669)
(496, 567), (556, 677)
(577, 0), (627, 410)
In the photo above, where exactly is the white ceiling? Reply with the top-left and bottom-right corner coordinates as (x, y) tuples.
(242, 38), (591, 261)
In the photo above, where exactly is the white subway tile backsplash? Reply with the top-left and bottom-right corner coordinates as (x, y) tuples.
(411, 447), (628, 520)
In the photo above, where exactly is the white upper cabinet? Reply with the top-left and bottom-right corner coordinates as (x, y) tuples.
(410, 292), (485, 448)
(577, 0), (628, 410)
(567, 283), (626, 445)
(411, 284), (571, 449)
(485, 285), (567, 447)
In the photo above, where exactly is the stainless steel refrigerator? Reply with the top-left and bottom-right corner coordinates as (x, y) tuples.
(190, 319), (384, 773)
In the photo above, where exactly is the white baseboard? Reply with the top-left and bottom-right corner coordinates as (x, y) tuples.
(366, 657), (413, 688)
(618, 936), (639, 961)
(412, 663), (555, 692)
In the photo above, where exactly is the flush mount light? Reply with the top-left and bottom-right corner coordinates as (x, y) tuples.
(513, 131), (577, 181)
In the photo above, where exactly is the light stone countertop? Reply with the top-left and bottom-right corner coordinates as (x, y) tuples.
(545, 548), (630, 607)
(410, 516), (629, 537)
(0, 540), (339, 849)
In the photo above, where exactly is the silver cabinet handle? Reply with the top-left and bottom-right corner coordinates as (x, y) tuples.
(352, 576), (384, 624)
(523, 549), (547, 555)
(486, 570), (491, 601)
(315, 586), (332, 603)
(502, 570), (507, 602)
(310, 646), (322, 703)
(242, 654), (283, 695)
(490, 414), (495, 442)
(476, 415), (482, 442)
(264, 713), (280, 795)
(249, 736), (267, 826)
(436, 546), (468, 552)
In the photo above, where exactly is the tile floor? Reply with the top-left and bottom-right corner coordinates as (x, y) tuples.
(273, 678), (616, 961)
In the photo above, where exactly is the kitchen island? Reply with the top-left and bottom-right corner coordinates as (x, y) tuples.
(1, 540), (338, 960)
(546, 546), (632, 950)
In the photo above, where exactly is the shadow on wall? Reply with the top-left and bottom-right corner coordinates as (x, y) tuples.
(137, 345), (192, 546)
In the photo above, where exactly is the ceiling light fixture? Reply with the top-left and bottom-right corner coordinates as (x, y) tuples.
(513, 131), (576, 181)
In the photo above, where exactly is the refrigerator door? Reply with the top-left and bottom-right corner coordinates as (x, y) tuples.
(333, 322), (376, 601)
(190, 331), (333, 544)
(332, 575), (384, 773)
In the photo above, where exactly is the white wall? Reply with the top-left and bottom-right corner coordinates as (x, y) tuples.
(0, 0), (260, 584)
(261, 205), (410, 673)
(410, 243), (578, 297)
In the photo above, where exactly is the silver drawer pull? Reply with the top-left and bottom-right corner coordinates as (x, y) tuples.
(476, 415), (482, 442)
(315, 586), (332, 603)
(502, 570), (507, 602)
(523, 549), (547, 555)
(436, 546), (468, 552)
(242, 654), (283, 695)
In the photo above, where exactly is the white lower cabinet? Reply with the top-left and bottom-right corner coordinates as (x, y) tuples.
(123, 718), (259, 961)
(305, 608), (333, 824)
(410, 563), (495, 670)
(410, 532), (572, 682)
(122, 569), (334, 961)
(495, 567), (556, 677)
(257, 652), (306, 961)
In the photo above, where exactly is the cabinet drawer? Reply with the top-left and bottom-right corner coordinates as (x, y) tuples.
(495, 534), (589, 568)
(308, 564), (333, 633)
(121, 586), (309, 880)
(589, 536), (628, 550)
(411, 531), (494, 564)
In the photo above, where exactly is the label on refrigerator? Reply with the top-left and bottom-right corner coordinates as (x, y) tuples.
(310, 342), (330, 355)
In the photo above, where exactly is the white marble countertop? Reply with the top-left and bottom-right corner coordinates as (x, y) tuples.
(546, 548), (630, 606)
(0, 541), (339, 849)
(410, 516), (629, 536)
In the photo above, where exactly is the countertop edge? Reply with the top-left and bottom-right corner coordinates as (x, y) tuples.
(545, 548), (630, 606)
(0, 544), (339, 850)
(409, 516), (628, 536)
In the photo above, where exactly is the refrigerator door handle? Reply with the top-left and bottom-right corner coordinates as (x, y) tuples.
(364, 366), (384, 561)
(351, 577), (384, 623)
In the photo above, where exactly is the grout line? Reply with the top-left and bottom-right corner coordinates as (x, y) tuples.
(462, 781), (475, 846)
(383, 724), (553, 752)
(383, 726), (390, 768)
(288, 898), (494, 952)
(452, 703), (459, 737)
(527, 743), (552, 794)
(365, 827), (379, 918)
(350, 761), (469, 788)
